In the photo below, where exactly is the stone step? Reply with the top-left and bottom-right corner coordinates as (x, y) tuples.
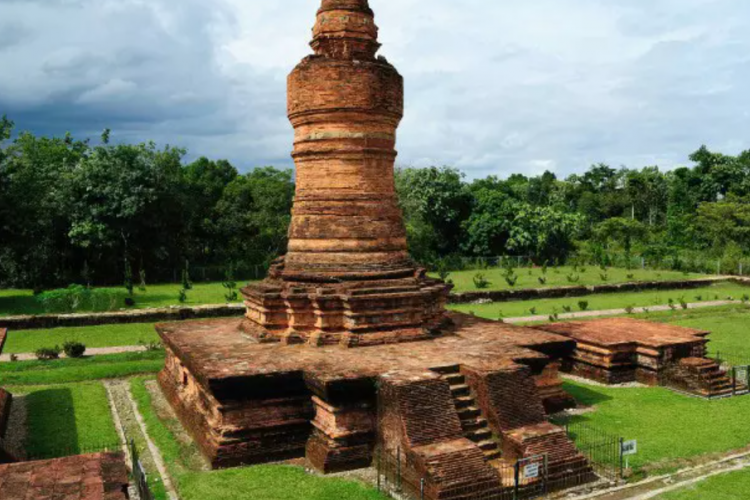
(460, 417), (489, 432)
(431, 365), (461, 375)
(457, 406), (481, 419)
(483, 449), (503, 461)
(450, 384), (471, 397)
(444, 373), (465, 385)
(454, 396), (474, 409)
(476, 440), (499, 452)
(466, 428), (493, 442)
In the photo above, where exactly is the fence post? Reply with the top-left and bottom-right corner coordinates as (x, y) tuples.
(619, 438), (625, 479)
(377, 449), (381, 492)
(397, 446), (402, 492)
(543, 454), (549, 494)
(733, 367), (737, 396)
(513, 461), (520, 500)
(420, 478), (425, 500)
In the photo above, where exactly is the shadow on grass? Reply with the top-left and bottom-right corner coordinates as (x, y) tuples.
(24, 387), (79, 459)
(562, 382), (614, 406)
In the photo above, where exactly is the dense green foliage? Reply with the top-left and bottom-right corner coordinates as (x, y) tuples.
(0, 118), (293, 289)
(2, 117), (749, 289)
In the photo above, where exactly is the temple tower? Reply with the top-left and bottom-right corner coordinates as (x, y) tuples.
(241, 0), (451, 347)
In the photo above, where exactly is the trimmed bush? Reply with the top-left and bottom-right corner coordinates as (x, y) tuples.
(63, 341), (86, 358)
(35, 346), (62, 361)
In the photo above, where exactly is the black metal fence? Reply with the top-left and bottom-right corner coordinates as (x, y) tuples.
(129, 439), (154, 500)
(556, 418), (624, 481)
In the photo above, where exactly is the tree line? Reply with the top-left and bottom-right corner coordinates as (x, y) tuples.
(1, 115), (748, 289)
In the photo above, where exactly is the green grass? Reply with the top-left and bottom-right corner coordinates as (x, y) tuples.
(433, 266), (706, 293)
(565, 380), (750, 476)
(12, 382), (119, 459)
(659, 468), (750, 499)
(130, 377), (389, 500)
(0, 281), (255, 317)
(0, 351), (164, 385)
(4, 322), (160, 354)
(449, 282), (749, 320)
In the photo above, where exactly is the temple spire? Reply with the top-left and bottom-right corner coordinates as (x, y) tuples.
(312, 0), (380, 60)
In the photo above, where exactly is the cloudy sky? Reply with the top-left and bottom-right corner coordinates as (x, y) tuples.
(0, 0), (748, 179)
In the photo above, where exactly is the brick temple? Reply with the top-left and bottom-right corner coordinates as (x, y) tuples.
(157, 1), (593, 497)
(540, 318), (738, 397)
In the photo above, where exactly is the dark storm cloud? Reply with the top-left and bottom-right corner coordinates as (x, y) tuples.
(1, 0), (750, 177)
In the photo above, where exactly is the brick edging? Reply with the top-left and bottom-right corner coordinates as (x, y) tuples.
(447, 277), (746, 305)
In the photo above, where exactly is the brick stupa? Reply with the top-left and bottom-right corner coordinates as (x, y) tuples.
(241, 0), (450, 348)
(157, 2), (593, 497)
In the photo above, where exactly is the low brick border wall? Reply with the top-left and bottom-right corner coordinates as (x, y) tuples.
(1, 278), (747, 331)
(0, 304), (245, 331)
(447, 277), (746, 305)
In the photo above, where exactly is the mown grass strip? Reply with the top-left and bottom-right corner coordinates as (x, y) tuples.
(0, 351), (164, 385)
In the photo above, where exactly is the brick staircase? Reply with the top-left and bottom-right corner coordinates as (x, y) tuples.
(671, 358), (748, 398)
(433, 367), (502, 462)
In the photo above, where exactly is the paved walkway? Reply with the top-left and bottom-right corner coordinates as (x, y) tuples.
(503, 300), (737, 324)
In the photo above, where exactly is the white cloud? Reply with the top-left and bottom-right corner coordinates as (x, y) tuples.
(1, 0), (749, 178)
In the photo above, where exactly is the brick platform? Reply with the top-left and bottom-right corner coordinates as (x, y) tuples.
(0, 452), (129, 500)
(539, 318), (711, 385)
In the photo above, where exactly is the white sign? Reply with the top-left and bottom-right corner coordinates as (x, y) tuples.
(622, 440), (638, 456)
(524, 463), (541, 479)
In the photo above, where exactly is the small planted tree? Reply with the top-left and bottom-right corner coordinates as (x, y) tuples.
(139, 269), (147, 292)
(473, 272), (490, 289)
(182, 259), (193, 290)
(578, 300), (589, 311)
(63, 341), (86, 359)
(223, 268), (239, 302)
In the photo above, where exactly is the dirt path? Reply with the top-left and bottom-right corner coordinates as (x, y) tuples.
(105, 379), (179, 500)
(570, 450), (750, 499)
(504, 300), (737, 324)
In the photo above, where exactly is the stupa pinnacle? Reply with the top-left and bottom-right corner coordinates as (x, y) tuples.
(241, 0), (451, 347)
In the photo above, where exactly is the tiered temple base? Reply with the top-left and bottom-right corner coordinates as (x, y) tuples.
(157, 312), (593, 498)
(539, 318), (721, 391)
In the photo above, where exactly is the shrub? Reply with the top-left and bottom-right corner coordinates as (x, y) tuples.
(36, 286), (128, 314)
(182, 260), (193, 290)
(695, 295), (703, 302)
(599, 272), (609, 282)
(668, 298), (676, 310)
(10, 354), (18, 362)
(625, 305), (635, 314)
(473, 273), (490, 289)
(179, 289), (188, 303)
(627, 274), (635, 280)
(548, 314), (558, 322)
(63, 341), (86, 358)
(679, 298), (688, 310)
(566, 273), (580, 283)
(562, 305), (572, 313)
(529, 307), (537, 315)
(35, 346), (62, 361)
(538, 276), (547, 285)
(741, 294), (750, 304)
(223, 270), (239, 302)
(139, 339), (163, 352)
(578, 300), (589, 311)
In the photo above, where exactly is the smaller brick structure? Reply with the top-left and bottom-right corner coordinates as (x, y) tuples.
(0, 328), (7, 355)
(538, 318), (734, 396)
(0, 452), (130, 500)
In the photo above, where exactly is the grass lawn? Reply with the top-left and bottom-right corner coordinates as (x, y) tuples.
(0, 281), (255, 317)
(12, 381), (119, 459)
(130, 377), (388, 500)
(433, 266), (706, 293)
(0, 351), (164, 385)
(449, 282), (749, 320)
(3, 322), (160, 354)
(565, 380), (750, 476)
(659, 468), (750, 499)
